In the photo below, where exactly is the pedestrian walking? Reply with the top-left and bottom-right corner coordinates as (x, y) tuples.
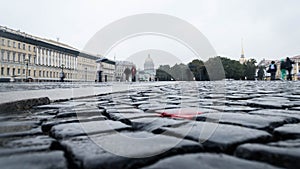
(285, 57), (295, 81)
(280, 59), (286, 80)
(267, 61), (277, 80)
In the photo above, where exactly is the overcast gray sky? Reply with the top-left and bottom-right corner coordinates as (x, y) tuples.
(1, 0), (300, 63)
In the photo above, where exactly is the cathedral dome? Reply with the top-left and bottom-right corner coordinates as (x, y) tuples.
(144, 55), (154, 71)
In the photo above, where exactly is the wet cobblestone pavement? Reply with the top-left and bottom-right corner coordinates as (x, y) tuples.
(1, 81), (300, 169)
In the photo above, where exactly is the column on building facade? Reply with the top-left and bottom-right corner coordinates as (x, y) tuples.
(59, 53), (62, 66)
(53, 51), (56, 67)
(44, 49), (47, 65)
(66, 54), (69, 69)
(64, 54), (67, 67)
(74, 56), (77, 70)
(42, 48), (45, 65)
(68, 55), (71, 69)
(35, 47), (38, 65)
(46, 49), (49, 66)
(50, 50), (53, 66)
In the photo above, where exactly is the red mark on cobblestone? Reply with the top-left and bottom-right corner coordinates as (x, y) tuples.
(159, 108), (203, 120)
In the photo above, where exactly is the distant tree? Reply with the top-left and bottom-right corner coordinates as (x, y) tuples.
(218, 57), (244, 80)
(205, 56), (226, 80)
(188, 59), (208, 81)
(243, 59), (257, 80)
(156, 65), (173, 81)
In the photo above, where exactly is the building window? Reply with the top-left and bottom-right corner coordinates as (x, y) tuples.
(34, 70), (36, 77)
(33, 56), (36, 64)
(13, 42), (16, 48)
(23, 44), (25, 50)
(1, 67), (4, 75)
(1, 39), (5, 46)
(50, 72), (52, 78)
(39, 70), (41, 77)
(23, 69), (25, 75)
(7, 40), (10, 47)
(12, 68), (15, 76)
(18, 69), (20, 75)
(7, 68), (10, 76)
(7, 52), (10, 62)
(28, 54), (31, 63)
(13, 52), (16, 62)
(43, 71), (45, 77)
(28, 45), (31, 51)
(18, 43), (20, 49)
(33, 47), (36, 52)
(23, 54), (26, 63)
(18, 53), (21, 62)
(28, 70), (31, 76)
(46, 71), (48, 77)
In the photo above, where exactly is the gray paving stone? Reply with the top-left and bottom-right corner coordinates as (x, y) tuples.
(61, 131), (202, 169)
(235, 141), (300, 169)
(106, 113), (159, 124)
(162, 122), (271, 152)
(248, 109), (300, 120)
(201, 105), (259, 112)
(35, 102), (85, 109)
(130, 117), (189, 132)
(246, 97), (294, 109)
(5, 135), (55, 148)
(142, 153), (282, 169)
(0, 121), (40, 133)
(106, 108), (145, 114)
(138, 104), (181, 112)
(274, 123), (300, 139)
(0, 151), (67, 169)
(99, 104), (135, 110)
(196, 112), (293, 130)
(0, 127), (43, 138)
(50, 120), (131, 139)
(0, 136), (56, 156)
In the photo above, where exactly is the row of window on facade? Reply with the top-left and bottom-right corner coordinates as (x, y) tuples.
(0, 49), (76, 69)
(0, 67), (73, 79)
(0, 50), (34, 63)
(1, 39), (35, 51)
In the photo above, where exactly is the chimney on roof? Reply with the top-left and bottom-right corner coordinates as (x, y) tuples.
(57, 37), (60, 42)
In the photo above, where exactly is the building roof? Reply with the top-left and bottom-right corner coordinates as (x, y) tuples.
(96, 57), (115, 64)
(0, 25), (78, 55)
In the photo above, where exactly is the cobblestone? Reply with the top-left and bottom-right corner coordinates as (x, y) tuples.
(0, 81), (300, 168)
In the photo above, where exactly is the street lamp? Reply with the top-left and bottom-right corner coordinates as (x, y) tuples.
(60, 64), (65, 82)
(24, 58), (29, 82)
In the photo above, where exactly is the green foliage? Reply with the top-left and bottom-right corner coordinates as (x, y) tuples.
(156, 64), (193, 81)
(156, 56), (257, 81)
(243, 59), (257, 80)
(188, 59), (209, 81)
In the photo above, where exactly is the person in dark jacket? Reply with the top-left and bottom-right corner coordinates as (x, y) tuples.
(268, 61), (277, 80)
(280, 59), (286, 80)
(285, 57), (295, 81)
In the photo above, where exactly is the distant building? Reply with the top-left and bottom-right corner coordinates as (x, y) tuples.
(0, 25), (100, 82)
(138, 54), (156, 81)
(96, 57), (115, 82)
(115, 60), (135, 82)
